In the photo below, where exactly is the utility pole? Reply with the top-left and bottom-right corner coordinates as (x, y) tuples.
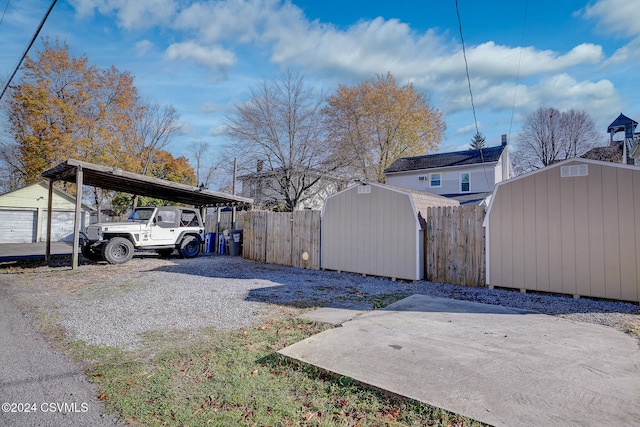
(231, 157), (237, 228)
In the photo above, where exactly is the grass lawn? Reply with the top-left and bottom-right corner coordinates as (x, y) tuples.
(63, 313), (483, 426)
(1, 257), (487, 426)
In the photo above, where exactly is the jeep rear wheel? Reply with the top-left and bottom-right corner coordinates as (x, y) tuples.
(178, 235), (201, 258)
(102, 237), (134, 264)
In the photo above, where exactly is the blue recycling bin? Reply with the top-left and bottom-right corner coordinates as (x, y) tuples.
(205, 233), (216, 253)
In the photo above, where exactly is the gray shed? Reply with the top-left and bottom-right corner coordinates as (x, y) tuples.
(484, 158), (640, 303)
(321, 182), (459, 281)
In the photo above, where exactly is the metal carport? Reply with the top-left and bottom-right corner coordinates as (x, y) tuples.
(41, 158), (253, 268)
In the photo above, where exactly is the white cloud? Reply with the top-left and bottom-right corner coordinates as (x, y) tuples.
(208, 125), (228, 137)
(165, 41), (236, 76)
(269, 16), (450, 81)
(70, 0), (178, 29)
(69, 1), (606, 95)
(580, 0), (640, 37)
(135, 40), (154, 56)
(65, 0), (625, 146)
(520, 74), (620, 127)
(454, 123), (481, 135)
(201, 102), (219, 114)
(605, 36), (640, 65)
(173, 0), (287, 44)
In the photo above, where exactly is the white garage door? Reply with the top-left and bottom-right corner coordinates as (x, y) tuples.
(41, 211), (87, 242)
(0, 210), (37, 243)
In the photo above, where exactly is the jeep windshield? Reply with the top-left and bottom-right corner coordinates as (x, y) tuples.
(127, 207), (155, 222)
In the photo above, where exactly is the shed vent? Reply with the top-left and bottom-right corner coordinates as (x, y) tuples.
(357, 185), (371, 194)
(561, 164), (588, 177)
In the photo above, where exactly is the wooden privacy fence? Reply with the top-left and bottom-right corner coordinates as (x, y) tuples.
(239, 206), (485, 286)
(425, 205), (486, 287)
(242, 210), (321, 269)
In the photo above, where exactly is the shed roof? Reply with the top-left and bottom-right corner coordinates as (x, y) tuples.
(484, 157), (640, 227)
(352, 182), (459, 228)
(384, 144), (506, 174)
(41, 159), (253, 207)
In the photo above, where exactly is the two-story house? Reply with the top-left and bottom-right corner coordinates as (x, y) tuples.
(238, 166), (349, 211)
(383, 136), (513, 205)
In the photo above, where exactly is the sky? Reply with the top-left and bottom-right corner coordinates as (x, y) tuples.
(1, 0), (640, 168)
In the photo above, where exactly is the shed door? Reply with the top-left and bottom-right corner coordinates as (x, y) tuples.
(41, 211), (82, 242)
(0, 209), (37, 243)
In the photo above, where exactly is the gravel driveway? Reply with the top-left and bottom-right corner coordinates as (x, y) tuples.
(2, 254), (639, 350)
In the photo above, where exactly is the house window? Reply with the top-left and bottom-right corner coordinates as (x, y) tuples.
(460, 172), (470, 192)
(429, 173), (441, 187)
(418, 176), (426, 181)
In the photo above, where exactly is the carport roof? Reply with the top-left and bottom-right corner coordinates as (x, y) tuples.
(41, 158), (253, 207)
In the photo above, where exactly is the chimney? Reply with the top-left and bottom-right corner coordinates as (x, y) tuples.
(501, 134), (508, 146)
(256, 160), (263, 172)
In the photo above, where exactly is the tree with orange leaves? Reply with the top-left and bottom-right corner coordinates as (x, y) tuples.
(323, 73), (445, 182)
(3, 38), (140, 186)
(1, 39), (184, 213)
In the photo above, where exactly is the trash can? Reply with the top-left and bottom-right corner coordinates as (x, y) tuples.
(205, 233), (216, 253)
(218, 232), (226, 254)
(226, 229), (243, 256)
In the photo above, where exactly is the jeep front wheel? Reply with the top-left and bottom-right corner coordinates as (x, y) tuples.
(102, 237), (134, 264)
(178, 235), (201, 258)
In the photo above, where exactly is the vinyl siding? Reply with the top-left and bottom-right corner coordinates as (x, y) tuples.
(386, 164), (499, 195)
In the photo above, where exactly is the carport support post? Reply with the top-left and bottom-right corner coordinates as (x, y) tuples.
(71, 165), (83, 269)
(45, 180), (54, 263)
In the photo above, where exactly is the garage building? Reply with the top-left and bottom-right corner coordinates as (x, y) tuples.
(0, 181), (92, 243)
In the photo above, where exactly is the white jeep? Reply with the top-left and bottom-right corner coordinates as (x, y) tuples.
(81, 206), (205, 264)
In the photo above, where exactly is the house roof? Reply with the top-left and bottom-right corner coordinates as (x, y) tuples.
(483, 157), (640, 227)
(41, 159), (253, 207)
(441, 192), (493, 206)
(0, 181), (94, 211)
(607, 113), (638, 134)
(352, 182), (459, 229)
(384, 144), (506, 174)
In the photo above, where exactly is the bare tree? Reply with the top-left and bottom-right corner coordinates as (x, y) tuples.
(225, 69), (339, 211)
(188, 141), (221, 188)
(133, 103), (182, 176)
(515, 107), (603, 173)
(127, 102), (182, 207)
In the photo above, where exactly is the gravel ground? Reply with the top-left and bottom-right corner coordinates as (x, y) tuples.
(2, 254), (639, 350)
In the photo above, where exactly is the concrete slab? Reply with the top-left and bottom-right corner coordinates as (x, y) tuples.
(279, 294), (640, 426)
(0, 242), (74, 262)
(299, 302), (372, 325)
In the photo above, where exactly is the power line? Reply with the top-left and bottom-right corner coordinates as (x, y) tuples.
(455, 0), (479, 136)
(0, 0), (11, 28)
(0, 0), (58, 101)
(455, 0), (495, 192)
(508, 0), (529, 142)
